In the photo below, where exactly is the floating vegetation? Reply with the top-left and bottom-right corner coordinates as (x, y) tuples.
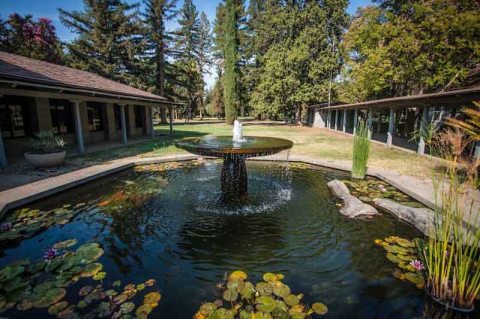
(288, 162), (312, 170)
(96, 178), (161, 214)
(342, 179), (424, 207)
(0, 204), (89, 243)
(0, 239), (161, 318)
(375, 236), (425, 289)
(193, 271), (328, 319)
(133, 161), (200, 173)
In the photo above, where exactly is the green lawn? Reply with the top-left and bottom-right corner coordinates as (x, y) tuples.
(75, 122), (437, 179)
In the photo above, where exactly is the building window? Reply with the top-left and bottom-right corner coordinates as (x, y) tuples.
(0, 102), (28, 138)
(114, 105), (122, 130)
(87, 103), (104, 131)
(134, 106), (143, 128)
(50, 100), (74, 134)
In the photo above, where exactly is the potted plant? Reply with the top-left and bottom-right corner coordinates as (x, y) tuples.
(24, 131), (67, 168)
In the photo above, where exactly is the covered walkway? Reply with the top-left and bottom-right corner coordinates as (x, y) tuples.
(306, 87), (480, 157)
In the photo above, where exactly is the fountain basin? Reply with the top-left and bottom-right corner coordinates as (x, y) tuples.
(175, 136), (294, 158)
(175, 136), (294, 197)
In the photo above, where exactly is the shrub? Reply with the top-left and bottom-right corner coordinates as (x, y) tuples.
(30, 131), (67, 154)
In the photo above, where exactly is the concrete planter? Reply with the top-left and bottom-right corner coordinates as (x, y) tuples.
(24, 150), (66, 168)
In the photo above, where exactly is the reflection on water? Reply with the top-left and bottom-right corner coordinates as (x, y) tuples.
(1, 161), (477, 318)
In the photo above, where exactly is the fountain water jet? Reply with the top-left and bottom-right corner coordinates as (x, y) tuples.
(175, 121), (293, 198)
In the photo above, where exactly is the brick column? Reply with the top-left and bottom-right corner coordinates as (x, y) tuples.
(105, 103), (116, 141)
(35, 97), (52, 131)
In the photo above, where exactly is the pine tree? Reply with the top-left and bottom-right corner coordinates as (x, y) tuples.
(171, 0), (202, 121)
(197, 12), (213, 120)
(143, 0), (177, 123)
(223, 0), (240, 125)
(59, 0), (145, 85)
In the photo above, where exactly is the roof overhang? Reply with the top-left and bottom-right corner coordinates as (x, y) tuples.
(309, 87), (480, 111)
(0, 77), (166, 105)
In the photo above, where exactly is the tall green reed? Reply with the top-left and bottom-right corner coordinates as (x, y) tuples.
(423, 130), (480, 311)
(352, 119), (371, 179)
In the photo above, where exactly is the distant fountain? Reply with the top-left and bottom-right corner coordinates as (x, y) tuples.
(232, 120), (245, 143)
(175, 121), (293, 198)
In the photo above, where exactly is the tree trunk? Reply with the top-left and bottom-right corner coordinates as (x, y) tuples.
(296, 105), (303, 125)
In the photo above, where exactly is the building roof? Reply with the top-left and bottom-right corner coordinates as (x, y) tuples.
(309, 86), (480, 110)
(0, 51), (165, 103)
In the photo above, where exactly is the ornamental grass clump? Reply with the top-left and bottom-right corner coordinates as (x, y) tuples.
(422, 126), (480, 312)
(351, 120), (370, 179)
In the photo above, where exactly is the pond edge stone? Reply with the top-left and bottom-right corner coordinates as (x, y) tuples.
(327, 179), (379, 218)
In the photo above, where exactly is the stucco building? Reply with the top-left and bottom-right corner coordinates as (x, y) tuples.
(0, 52), (167, 166)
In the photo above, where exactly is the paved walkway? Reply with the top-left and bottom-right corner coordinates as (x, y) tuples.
(0, 153), (478, 229)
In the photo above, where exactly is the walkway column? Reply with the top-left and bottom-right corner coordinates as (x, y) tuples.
(377, 111), (382, 133)
(0, 129), (7, 167)
(334, 110), (338, 130)
(150, 106), (155, 139)
(169, 105), (173, 136)
(353, 109), (358, 135)
(367, 110), (373, 138)
(120, 104), (128, 145)
(326, 110), (330, 128)
(475, 142), (480, 160)
(417, 107), (429, 155)
(387, 108), (394, 147)
(71, 100), (85, 154)
(342, 110), (347, 133)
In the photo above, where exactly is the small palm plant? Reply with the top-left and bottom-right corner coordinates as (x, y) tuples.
(352, 119), (371, 179)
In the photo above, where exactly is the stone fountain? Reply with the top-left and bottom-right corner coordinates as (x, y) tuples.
(175, 120), (293, 197)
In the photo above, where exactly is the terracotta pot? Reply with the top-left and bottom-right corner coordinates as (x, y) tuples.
(24, 150), (66, 168)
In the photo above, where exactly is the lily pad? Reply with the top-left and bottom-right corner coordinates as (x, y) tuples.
(255, 282), (273, 296)
(256, 296), (276, 313)
(144, 291), (161, 305)
(284, 294), (299, 306)
(312, 302), (328, 315)
(80, 263), (103, 277)
(92, 271), (106, 281)
(32, 287), (66, 308)
(272, 282), (290, 298)
(120, 302), (135, 314)
(229, 270), (247, 281)
(53, 239), (78, 249)
(48, 301), (68, 315)
(223, 288), (238, 302)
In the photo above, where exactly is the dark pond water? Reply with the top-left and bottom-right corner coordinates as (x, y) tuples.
(0, 160), (472, 318)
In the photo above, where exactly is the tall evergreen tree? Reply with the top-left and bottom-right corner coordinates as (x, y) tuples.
(223, 0), (240, 124)
(197, 12), (213, 120)
(171, 0), (202, 121)
(143, 0), (177, 123)
(59, 0), (145, 85)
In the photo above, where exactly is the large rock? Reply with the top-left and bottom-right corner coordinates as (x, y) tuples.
(373, 198), (434, 235)
(327, 180), (378, 218)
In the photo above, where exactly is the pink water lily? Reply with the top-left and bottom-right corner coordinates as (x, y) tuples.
(43, 247), (59, 262)
(409, 259), (424, 271)
(0, 223), (12, 231)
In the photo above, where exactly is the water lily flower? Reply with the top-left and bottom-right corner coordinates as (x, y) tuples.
(0, 223), (12, 231)
(409, 259), (424, 271)
(43, 247), (59, 262)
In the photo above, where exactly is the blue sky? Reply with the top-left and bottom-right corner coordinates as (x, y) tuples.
(1, 0), (372, 88)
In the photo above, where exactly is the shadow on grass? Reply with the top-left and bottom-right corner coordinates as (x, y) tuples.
(75, 129), (209, 164)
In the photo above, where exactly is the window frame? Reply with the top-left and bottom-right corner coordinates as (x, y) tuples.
(49, 99), (74, 134)
(87, 103), (104, 132)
